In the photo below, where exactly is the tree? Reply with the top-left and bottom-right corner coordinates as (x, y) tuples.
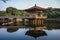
(1, 0), (9, 3)
(46, 7), (58, 18)
(6, 7), (29, 16)
(0, 11), (6, 16)
(6, 7), (18, 16)
(19, 10), (29, 16)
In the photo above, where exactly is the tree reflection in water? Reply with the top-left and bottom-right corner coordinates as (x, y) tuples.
(7, 27), (19, 33)
(45, 20), (60, 30)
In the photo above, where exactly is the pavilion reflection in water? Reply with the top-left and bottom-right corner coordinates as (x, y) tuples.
(25, 26), (47, 39)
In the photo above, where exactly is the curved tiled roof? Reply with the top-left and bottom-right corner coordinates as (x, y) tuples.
(25, 4), (45, 12)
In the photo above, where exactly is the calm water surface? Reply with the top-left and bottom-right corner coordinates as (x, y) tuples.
(0, 20), (60, 40)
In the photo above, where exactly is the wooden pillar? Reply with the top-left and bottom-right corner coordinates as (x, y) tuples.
(1, 18), (3, 23)
(36, 19), (37, 25)
(41, 20), (43, 25)
(36, 19), (37, 26)
(39, 19), (41, 25)
(34, 20), (35, 25)
(7, 18), (9, 23)
(38, 19), (40, 25)
(2, 18), (4, 23)
(34, 19), (35, 25)
(29, 19), (31, 25)
(22, 19), (25, 25)
(31, 20), (32, 25)
(37, 19), (38, 26)
(32, 20), (34, 25)
(4, 18), (5, 23)
(5, 18), (7, 23)
(39, 19), (40, 25)
(32, 20), (33, 25)
(42, 20), (43, 25)
(41, 20), (42, 25)
(29, 19), (30, 25)
(3, 18), (5, 23)
(14, 18), (16, 23)
(35, 19), (36, 25)
(38, 20), (40, 25)
(31, 19), (33, 25)
(0, 18), (1, 25)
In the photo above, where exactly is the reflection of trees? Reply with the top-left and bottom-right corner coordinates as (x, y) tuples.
(45, 20), (60, 30)
(7, 28), (19, 33)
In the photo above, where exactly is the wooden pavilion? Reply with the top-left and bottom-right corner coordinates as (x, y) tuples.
(25, 4), (46, 17)
(25, 4), (47, 26)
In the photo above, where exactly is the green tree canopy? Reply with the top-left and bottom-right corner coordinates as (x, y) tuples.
(46, 7), (59, 18)
(0, 11), (6, 16)
(6, 7), (21, 16)
(6, 7), (29, 16)
(1, 0), (9, 3)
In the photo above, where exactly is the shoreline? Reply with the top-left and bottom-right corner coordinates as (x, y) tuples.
(46, 18), (60, 21)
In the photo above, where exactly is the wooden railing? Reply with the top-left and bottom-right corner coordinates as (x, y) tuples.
(35, 16), (47, 19)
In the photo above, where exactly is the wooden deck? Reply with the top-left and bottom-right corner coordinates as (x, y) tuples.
(0, 16), (47, 26)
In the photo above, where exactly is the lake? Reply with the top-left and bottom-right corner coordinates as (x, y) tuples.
(0, 20), (60, 40)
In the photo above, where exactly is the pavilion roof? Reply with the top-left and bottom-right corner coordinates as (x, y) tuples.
(25, 4), (45, 12)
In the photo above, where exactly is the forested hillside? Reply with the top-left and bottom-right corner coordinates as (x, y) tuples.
(0, 7), (60, 18)
(45, 7), (60, 18)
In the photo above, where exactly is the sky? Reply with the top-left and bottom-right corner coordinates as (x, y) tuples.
(0, 0), (60, 11)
